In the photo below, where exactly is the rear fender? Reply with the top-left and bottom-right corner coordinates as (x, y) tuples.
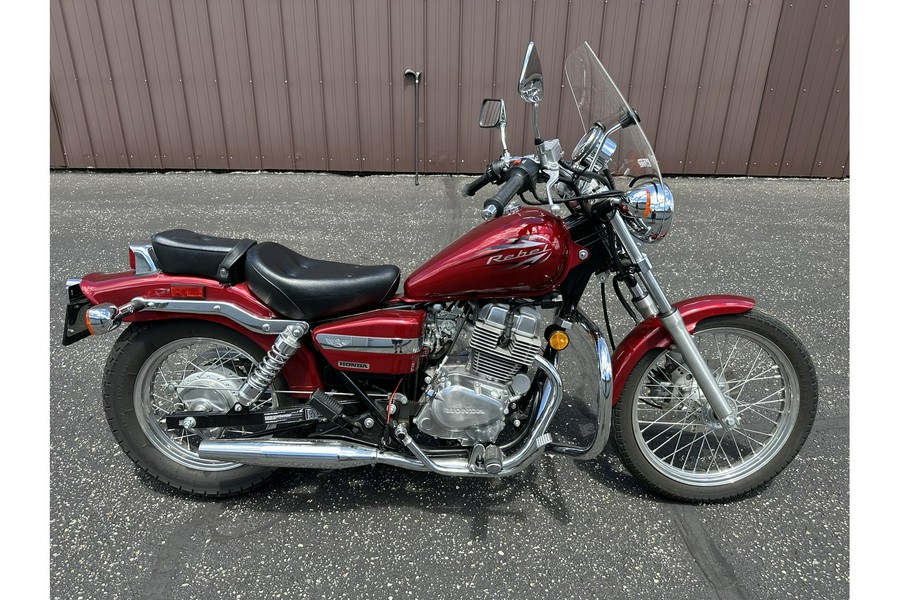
(79, 271), (323, 393)
(610, 295), (756, 405)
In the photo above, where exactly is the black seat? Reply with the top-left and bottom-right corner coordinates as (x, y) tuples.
(245, 242), (401, 321)
(151, 229), (256, 284)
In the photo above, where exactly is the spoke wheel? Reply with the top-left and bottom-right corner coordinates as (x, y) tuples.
(103, 321), (287, 497)
(613, 310), (817, 502)
(134, 337), (280, 472)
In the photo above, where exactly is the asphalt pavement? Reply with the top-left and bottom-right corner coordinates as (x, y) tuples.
(49, 171), (848, 600)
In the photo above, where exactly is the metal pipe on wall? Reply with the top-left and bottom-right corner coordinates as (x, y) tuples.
(404, 69), (422, 185)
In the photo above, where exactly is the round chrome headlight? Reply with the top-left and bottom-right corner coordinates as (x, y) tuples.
(622, 181), (674, 243)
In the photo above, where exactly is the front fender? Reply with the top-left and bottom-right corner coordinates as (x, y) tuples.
(610, 295), (755, 405)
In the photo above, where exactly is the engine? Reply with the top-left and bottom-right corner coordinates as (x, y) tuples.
(414, 303), (543, 445)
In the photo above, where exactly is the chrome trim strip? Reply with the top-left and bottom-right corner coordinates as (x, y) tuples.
(315, 333), (422, 354)
(134, 297), (305, 335)
(129, 243), (160, 275)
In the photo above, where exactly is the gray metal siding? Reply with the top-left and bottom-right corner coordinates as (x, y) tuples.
(50, 0), (849, 178)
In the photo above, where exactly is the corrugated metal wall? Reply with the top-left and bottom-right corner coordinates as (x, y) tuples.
(49, 0), (848, 177)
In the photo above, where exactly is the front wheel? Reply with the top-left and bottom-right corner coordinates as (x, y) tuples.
(612, 310), (817, 502)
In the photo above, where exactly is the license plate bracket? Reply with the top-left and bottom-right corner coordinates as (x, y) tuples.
(62, 281), (91, 346)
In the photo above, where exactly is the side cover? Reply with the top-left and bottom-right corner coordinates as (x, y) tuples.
(312, 309), (426, 374)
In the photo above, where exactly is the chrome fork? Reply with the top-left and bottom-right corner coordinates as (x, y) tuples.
(609, 212), (739, 429)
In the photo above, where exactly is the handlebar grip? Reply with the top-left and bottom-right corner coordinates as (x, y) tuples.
(463, 172), (492, 197)
(482, 169), (529, 220)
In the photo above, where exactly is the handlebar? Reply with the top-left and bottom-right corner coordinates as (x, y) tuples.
(463, 172), (492, 197)
(463, 159), (508, 197)
(480, 158), (540, 220)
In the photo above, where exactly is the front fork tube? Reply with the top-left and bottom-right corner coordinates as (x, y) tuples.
(609, 213), (740, 429)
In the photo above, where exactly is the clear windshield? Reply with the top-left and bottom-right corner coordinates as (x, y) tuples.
(564, 43), (662, 187)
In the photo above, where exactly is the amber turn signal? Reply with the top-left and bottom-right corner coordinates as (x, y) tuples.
(548, 330), (569, 351)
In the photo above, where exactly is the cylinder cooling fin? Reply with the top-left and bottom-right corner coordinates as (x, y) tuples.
(468, 304), (543, 383)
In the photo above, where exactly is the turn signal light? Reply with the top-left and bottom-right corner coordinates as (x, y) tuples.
(548, 330), (569, 351)
(170, 285), (205, 299)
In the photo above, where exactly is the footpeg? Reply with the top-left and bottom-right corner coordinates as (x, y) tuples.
(309, 389), (344, 420)
(484, 444), (504, 474)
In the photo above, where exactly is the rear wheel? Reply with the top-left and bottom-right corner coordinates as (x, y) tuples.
(612, 310), (817, 502)
(103, 320), (285, 497)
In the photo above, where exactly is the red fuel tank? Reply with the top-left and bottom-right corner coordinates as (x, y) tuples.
(403, 208), (579, 301)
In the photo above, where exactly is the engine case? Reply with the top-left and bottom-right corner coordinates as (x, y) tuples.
(413, 303), (542, 445)
(415, 369), (509, 444)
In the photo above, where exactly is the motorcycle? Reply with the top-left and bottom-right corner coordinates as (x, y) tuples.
(61, 42), (816, 502)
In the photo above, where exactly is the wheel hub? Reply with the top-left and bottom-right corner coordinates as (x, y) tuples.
(671, 367), (733, 434)
(177, 369), (241, 439)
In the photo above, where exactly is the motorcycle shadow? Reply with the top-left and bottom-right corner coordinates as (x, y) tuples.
(134, 452), (573, 541)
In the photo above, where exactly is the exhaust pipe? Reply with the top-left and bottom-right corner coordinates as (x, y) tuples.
(197, 438), (427, 471)
(199, 356), (563, 477)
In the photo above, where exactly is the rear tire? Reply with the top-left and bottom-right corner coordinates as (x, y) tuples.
(612, 310), (817, 502)
(103, 320), (284, 497)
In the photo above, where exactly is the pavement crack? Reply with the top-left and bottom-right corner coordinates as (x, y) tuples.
(670, 504), (753, 600)
(810, 416), (848, 432)
(141, 501), (226, 600)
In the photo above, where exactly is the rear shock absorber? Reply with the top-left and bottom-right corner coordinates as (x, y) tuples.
(238, 324), (309, 403)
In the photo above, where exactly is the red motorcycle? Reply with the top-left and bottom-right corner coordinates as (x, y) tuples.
(62, 42), (816, 502)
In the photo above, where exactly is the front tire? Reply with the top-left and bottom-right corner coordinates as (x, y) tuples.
(103, 320), (285, 497)
(612, 309), (817, 502)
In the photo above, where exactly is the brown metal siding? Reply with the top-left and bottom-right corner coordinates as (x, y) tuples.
(627, 0), (678, 150)
(654, 0), (715, 174)
(50, 0), (848, 178)
(50, 97), (66, 167)
(354, 0), (395, 173)
(96, 0), (163, 169)
(778, 0), (847, 177)
(683, 0), (749, 175)
(51, 0), (95, 168)
(748, 0), (821, 175)
(811, 41), (848, 179)
(555, 0), (608, 154)
(281, 0), (329, 170)
(245, 0), (295, 170)
(390, 0), (425, 175)
(457, 0), (499, 171)
(132, 0), (196, 169)
(716, 0), (784, 174)
(59, 0), (131, 168)
(424, 0), (461, 173)
(169, 0), (223, 169)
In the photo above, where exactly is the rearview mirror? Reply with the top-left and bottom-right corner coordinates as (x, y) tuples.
(518, 42), (543, 104)
(479, 98), (506, 128)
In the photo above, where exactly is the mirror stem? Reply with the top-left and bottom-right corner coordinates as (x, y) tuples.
(499, 122), (511, 161)
(531, 104), (542, 146)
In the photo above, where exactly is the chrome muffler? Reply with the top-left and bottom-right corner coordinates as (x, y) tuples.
(198, 356), (563, 477)
(197, 438), (428, 471)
